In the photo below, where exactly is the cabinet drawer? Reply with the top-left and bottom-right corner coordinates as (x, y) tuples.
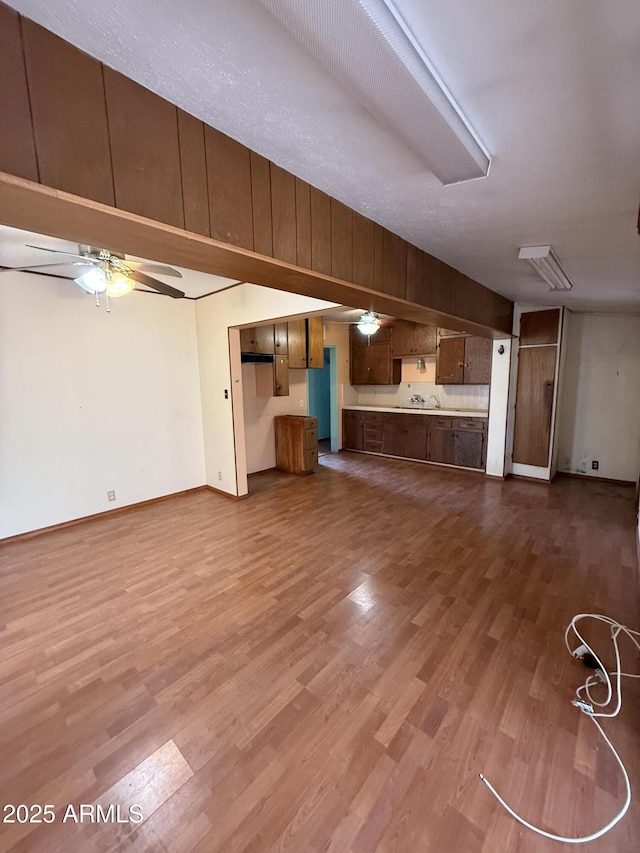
(430, 417), (452, 428)
(362, 412), (384, 424)
(303, 426), (318, 448)
(304, 448), (318, 471)
(454, 418), (487, 431)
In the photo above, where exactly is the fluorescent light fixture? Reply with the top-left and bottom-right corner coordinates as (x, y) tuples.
(259, 0), (490, 184)
(357, 311), (382, 335)
(74, 267), (107, 294)
(518, 245), (574, 292)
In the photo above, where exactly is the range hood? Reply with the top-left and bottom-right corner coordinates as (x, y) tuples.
(241, 352), (275, 364)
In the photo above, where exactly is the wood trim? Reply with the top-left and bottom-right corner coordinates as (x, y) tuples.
(202, 484), (248, 500)
(0, 172), (513, 339)
(0, 487), (212, 543)
(556, 472), (636, 487)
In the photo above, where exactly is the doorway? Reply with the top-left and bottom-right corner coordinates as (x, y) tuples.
(308, 345), (338, 455)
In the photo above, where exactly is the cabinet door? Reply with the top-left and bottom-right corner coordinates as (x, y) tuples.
(382, 419), (406, 456)
(428, 426), (455, 464)
(274, 322), (288, 354)
(350, 341), (370, 384)
(413, 324), (437, 355)
(288, 319), (307, 368)
(391, 320), (416, 356)
(453, 430), (485, 469)
(436, 336), (464, 384)
(404, 419), (428, 460)
(254, 324), (275, 354)
(306, 316), (324, 368)
(463, 336), (491, 384)
(240, 327), (258, 352)
(343, 412), (364, 450)
(274, 355), (289, 396)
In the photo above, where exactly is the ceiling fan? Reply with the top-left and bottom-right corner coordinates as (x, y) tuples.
(0, 244), (185, 299)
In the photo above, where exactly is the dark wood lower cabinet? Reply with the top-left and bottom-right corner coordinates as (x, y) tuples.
(343, 410), (486, 470)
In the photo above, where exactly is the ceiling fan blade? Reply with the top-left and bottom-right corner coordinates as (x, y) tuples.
(128, 269), (185, 298)
(125, 260), (183, 278)
(0, 262), (87, 274)
(25, 244), (95, 261)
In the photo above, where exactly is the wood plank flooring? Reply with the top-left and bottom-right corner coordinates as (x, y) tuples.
(1, 454), (639, 852)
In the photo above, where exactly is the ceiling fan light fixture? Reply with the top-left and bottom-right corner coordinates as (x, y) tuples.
(518, 245), (574, 292)
(106, 273), (136, 298)
(357, 311), (382, 336)
(74, 266), (107, 294)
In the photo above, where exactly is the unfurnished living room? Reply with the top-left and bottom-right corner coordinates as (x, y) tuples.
(1, 2), (639, 852)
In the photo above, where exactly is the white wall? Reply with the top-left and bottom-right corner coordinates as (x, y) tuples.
(195, 284), (337, 496)
(557, 313), (640, 482)
(486, 339), (512, 478)
(0, 274), (206, 538)
(242, 365), (308, 473)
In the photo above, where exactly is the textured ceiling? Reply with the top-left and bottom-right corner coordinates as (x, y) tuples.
(6, 0), (640, 312)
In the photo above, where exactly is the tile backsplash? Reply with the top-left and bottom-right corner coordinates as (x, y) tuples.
(348, 381), (489, 411)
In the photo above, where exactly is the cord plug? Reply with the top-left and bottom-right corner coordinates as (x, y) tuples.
(572, 644), (589, 659)
(571, 698), (594, 714)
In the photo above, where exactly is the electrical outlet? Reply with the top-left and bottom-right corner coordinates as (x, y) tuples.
(592, 460), (599, 470)
(217, 471), (222, 481)
(107, 490), (116, 502)
(299, 400), (304, 408)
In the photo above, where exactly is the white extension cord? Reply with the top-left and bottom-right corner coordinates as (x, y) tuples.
(479, 613), (640, 844)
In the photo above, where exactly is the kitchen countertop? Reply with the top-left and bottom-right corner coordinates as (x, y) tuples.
(343, 405), (489, 418)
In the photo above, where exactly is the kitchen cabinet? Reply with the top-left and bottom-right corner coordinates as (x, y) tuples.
(255, 355), (289, 398)
(274, 322), (288, 354)
(427, 416), (486, 468)
(343, 410), (364, 451)
(382, 414), (428, 460)
(275, 415), (318, 474)
(436, 335), (491, 385)
(391, 320), (437, 358)
(288, 317), (324, 368)
(240, 324), (275, 354)
(350, 325), (401, 385)
(343, 410), (487, 470)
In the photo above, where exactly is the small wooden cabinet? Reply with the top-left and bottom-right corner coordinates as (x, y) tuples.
(350, 325), (401, 385)
(275, 415), (318, 474)
(391, 320), (437, 358)
(436, 335), (492, 385)
(427, 416), (487, 468)
(240, 325), (275, 354)
(288, 317), (324, 368)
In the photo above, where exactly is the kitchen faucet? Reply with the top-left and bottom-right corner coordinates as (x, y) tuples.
(429, 394), (441, 409)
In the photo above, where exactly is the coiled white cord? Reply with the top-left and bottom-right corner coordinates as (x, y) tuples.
(479, 614), (639, 844)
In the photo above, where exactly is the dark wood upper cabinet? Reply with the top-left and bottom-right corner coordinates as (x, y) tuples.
(0, 5), (39, 181)
(254, 324), (275, 354)
(519, 309), (560, 346)
(350, 325), (400, 385)
(436, 336), (465, 384)
(463, 336), (492, 384)
(392, 320), (437, 357)
(437, 335), (491, 385)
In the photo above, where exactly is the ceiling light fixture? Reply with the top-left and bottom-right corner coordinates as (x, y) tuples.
(357, 311), (382, 336)
(106, 273), (136, 298)
(518, 245), (574, 291)
(74, 267), (107, 294)
(259, 0), (490, 184)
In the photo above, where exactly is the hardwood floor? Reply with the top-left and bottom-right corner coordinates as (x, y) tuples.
(1, 454), (639, 852)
